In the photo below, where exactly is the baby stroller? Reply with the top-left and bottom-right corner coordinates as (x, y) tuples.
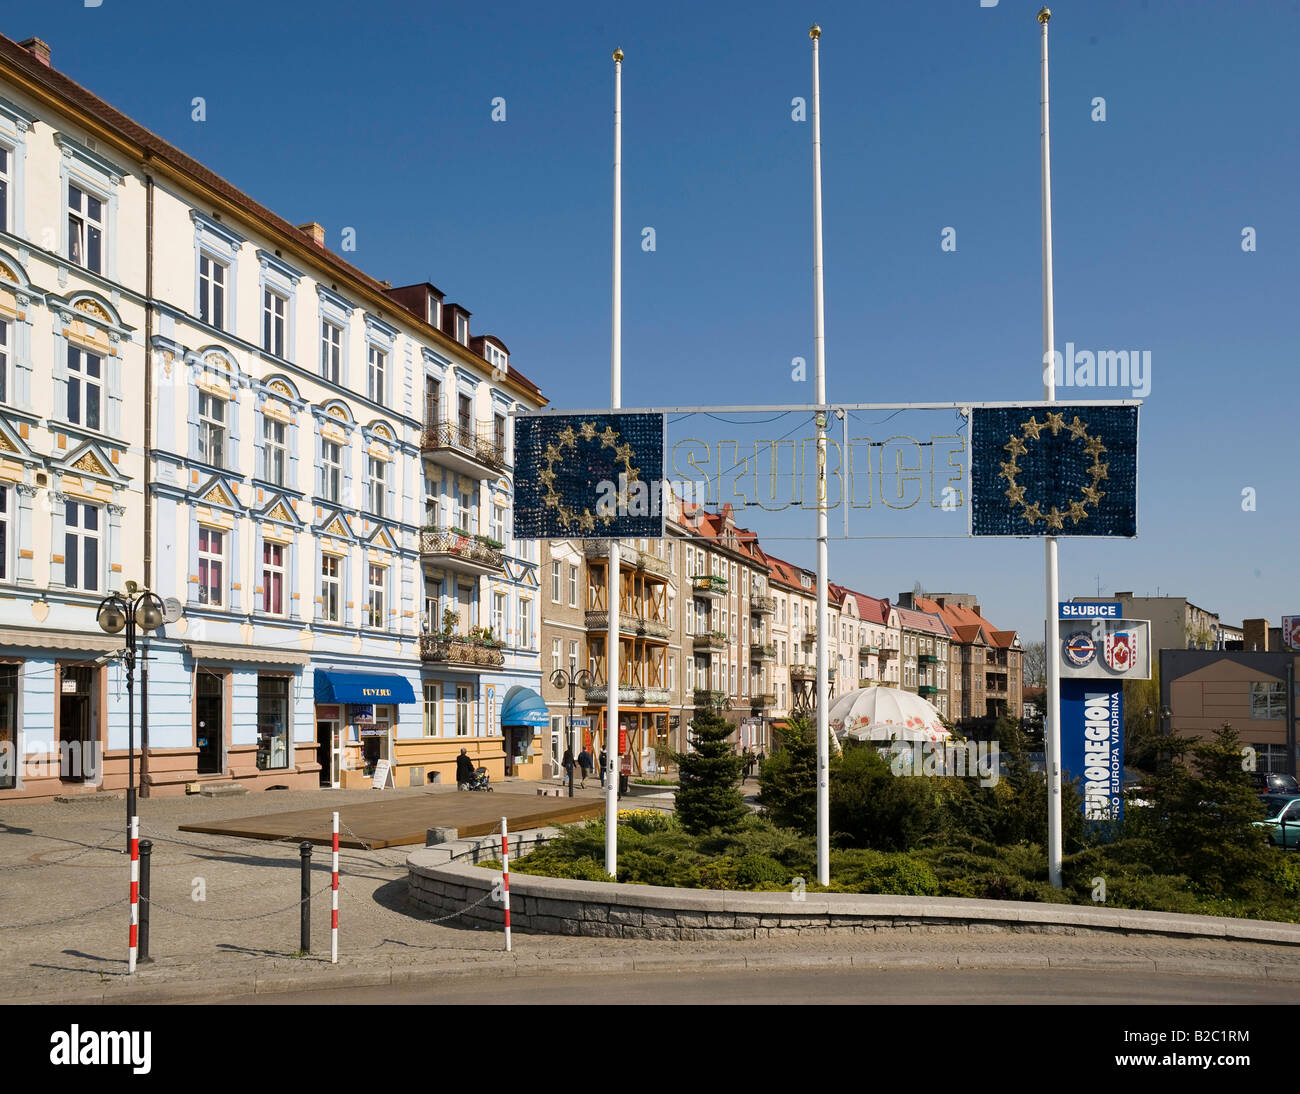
(458, 766), (493, 792)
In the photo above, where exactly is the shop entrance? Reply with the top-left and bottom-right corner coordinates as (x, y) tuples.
(57, 664), (97, 782)
(316, 719), (339, 788)
(359, 709), (392, 776)
(195, 670), (224, 775)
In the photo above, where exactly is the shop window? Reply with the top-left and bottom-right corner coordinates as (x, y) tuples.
(0, 664), (15, 789)
(423, 682), (441, 736)
(456, 684), (473, 736)
(256, 676), (290, 770)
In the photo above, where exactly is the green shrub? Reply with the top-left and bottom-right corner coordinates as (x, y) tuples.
(734, 853), (790, 888)
(827, 849), (940, 896)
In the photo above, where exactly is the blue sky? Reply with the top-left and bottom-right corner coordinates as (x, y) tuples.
(14, 0), (1298, 639)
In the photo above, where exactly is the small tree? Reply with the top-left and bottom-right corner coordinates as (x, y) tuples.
(673, 706), (747, 835)
(756, 716), (817, 835)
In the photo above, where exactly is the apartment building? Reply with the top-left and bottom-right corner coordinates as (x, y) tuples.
(0, 36), (545, 800)
(1110, 592), (1222, 653)
(895, 606), (951, 719)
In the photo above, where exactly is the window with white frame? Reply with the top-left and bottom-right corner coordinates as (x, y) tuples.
(550, 560), (561, 603)
(262, 541), (286, 615)
(366, 564), (387, 628)
(456, 487), (472, 532)
(0, 319), (7, 404)
(262, 288), (287, 358)
(668, 654), (675, 690)
(197, 526), (224, 606)
(455, 314), (468, 345)
(1251, 682), (1287, 720)
(0, 484), (8, 580)
(67, 183), (104, 273)
(423, 682), (441, 736)
(493, 412), (506, 456)
(367, 344), (386, 403)
(199, 254), (227, 329)
(491, 503), (505, 545)
(198, 390), (226, 468)
(519, 598), (533, 648)
(568, 640), (579, 669)
(64, 500), (100, 592)
(551, 637), (561, 674)
(263, 415), (287, 486)
(0, 146), (9, 234)
(567, 564), (578, 608)
(455, 684), (472, 735)
(321, 320), (342, 384)
(492, 592), (506, 640)
(322, 438), (342, 503)
(320, 554), (341, 622)
(66, 346), (102, 431)
(366, 456), (387, 519)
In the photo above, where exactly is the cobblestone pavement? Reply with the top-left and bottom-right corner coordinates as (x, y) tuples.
(4, 783), (1300, 1003)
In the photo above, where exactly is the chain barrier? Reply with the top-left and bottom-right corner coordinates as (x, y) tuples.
(0, 831), (128, 872)
(141, 881), (336, 922)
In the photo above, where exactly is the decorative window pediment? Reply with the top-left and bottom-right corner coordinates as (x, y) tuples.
(54, 439), (129, 486)
(193, 473), (244, 513)
(315, 509), (357, 542)
(258, 492), (303, 529)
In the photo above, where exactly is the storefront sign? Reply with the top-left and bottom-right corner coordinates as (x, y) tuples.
(1059, 601), (1121, 619)
(359, 727), (386, 738)
(353, 705), (373, 723)
(618, 727), (628, 754)
(371, 759), (393, 790)
(1058, 618), (1151, 681)
(485, 684), (497, 735)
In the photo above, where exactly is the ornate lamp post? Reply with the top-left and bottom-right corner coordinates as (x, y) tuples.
(96, 581), (166, 848)
(550, 657), (592, 797)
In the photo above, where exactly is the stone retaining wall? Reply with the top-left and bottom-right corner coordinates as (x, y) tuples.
(406, 844), (1300, 945)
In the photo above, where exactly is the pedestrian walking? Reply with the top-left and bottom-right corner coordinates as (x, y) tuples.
(578, 747), (593, 788)
(599, 749), (608, 788)
(562, 746), (576, 789)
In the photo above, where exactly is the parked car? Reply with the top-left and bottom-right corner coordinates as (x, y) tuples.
(1254, 795), (1300, 848)
(1250, 772), (1300, 796)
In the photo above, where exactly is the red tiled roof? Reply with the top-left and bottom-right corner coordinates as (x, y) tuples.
(0, 33), (545, 403)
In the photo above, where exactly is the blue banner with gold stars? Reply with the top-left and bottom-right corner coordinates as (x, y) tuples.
(970, 405), (1137, 537)
(514, 413), (666, 539)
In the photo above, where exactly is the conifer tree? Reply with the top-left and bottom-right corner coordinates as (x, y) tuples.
(673, 705), (747, 835)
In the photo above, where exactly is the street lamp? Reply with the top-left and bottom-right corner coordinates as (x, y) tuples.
(550, 657), (592, 798)
(97, 580), (166, 850)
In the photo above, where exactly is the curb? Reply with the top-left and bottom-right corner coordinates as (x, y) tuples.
(13, 946), (1300, 1005)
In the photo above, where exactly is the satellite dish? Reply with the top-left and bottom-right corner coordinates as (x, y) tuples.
(162, 597), (183, 624)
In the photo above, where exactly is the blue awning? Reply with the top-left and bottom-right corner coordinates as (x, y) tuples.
(314, 670), (416, 705)
(501, 685), (550, 727)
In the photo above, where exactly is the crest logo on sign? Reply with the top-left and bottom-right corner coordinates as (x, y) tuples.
(1104, 632), (1134, 672)
(1064, 632), (1097, 668)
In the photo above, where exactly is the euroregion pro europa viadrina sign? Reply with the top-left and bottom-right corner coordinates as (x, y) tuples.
(1056, 602), (1151, 824)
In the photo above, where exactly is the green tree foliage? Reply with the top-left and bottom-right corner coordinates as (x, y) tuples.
(756, 716), (817, 835)
(1127, 723), (1272, 894)
(673, 706), (747, 835)
(829, 745), (942, 852)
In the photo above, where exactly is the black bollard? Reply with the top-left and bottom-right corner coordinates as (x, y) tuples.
(299, 841), (312, 953)
(138, 839), (154, 964)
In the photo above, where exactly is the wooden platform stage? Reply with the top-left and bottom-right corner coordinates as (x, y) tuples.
(178, 789), (604, 849)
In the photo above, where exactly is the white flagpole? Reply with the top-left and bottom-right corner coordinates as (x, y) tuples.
(1038, 7), (1063, 889)
(810, 24), (830, 888)
(605, 47), (624, 877)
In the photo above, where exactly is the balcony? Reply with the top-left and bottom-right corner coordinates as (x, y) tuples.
(800, 628), (818, 647)
(790, 665), (836, 683)
(420, 528), (505, 576)
(693, 688), (728, 708)
(587, 685), (670, 706)
(582, 543), (671, 580)
(919, 653), (939, 664)
(421, 416), (507, 479)
(750, 642), (776, 662)
(751, 693), (776, 710)
(858, 677), (877, 688)
(419, 633), (506, 668)
(750, 595), (776, 616)
(858, 644), (879, 658)
(879, 646), (899, 658)
(918, 684), (940, 696)
(691, 574), (728, 600)
(637, 551), (670, 578)
(694, 631), (727, 653)
(585, 611), (670, 640)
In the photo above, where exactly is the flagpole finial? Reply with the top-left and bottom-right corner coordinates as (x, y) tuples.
(809, 24), (821, 40)
(1038, 7), (1051, 23)
(613, 47), (624, 62)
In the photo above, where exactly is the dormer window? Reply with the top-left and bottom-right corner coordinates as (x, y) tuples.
(456, 314), (468, 345)
(428, 296), (441, 328)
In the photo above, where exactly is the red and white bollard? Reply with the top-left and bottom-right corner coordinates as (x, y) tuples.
(330, 811), (339, 964)
(501, 816), (511, 952)
(128, 814), (139, 974)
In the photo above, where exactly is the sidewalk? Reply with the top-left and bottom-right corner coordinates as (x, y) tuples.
(5, 783), (1300, 1003)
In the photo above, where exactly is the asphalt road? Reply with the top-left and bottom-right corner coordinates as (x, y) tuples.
(211, 966), (1300, 1006)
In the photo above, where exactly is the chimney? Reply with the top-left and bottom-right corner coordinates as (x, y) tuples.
(297, 221), (326, 247)
(19, 38), (51, 66)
